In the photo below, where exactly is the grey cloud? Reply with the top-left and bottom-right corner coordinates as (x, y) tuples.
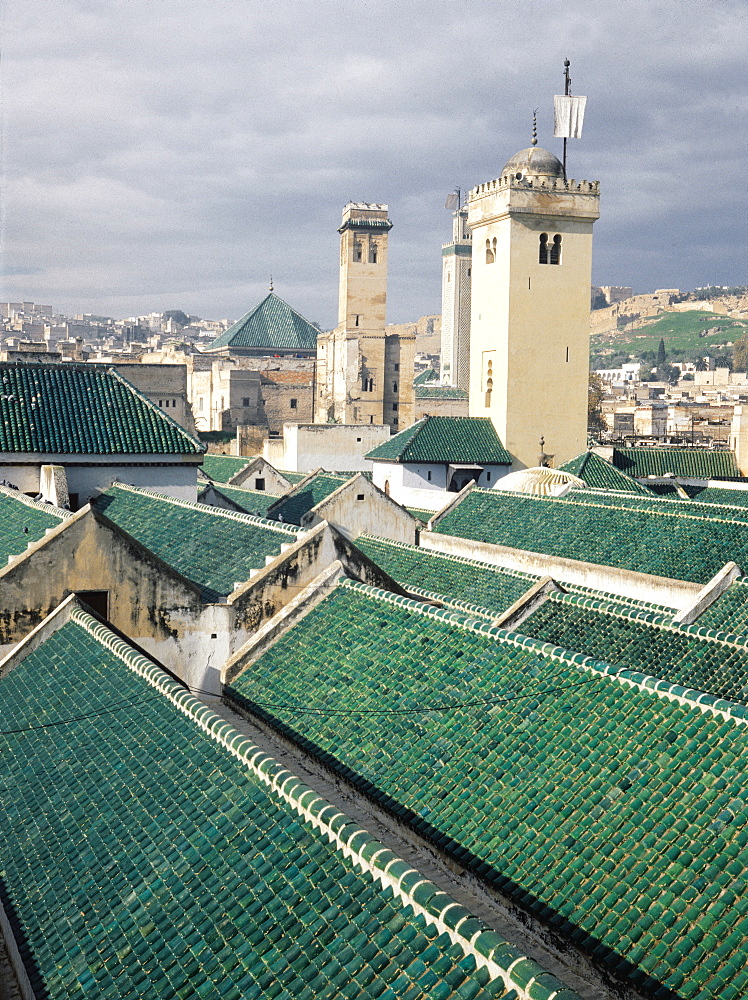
(0, 0), (744, 323)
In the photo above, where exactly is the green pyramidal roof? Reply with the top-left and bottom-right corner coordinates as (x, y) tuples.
(559, 451), (654, 494)
(205, 292), (319, 353)
(0, 363), (204, 455)
(366, 416), (512, 464)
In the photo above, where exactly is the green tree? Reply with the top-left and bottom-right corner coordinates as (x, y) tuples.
(657, 338), (667, 368)
(733, 336), (748, 372)
(588, 373), (607, 434)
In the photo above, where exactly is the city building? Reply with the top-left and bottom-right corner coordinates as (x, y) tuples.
(468, 137), (600, 468)
(440, 204), (472, 389)
(315, 203), (415, 430)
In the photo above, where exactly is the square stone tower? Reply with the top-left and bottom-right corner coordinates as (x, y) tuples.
(467, 144), (600, 468)
(440, 206), (472, 390)
(316, 203), (414, 430)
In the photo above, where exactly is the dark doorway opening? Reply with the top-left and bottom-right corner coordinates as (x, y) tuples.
(76, 591), (109, 619)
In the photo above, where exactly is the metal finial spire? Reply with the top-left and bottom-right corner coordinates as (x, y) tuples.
(269, 275), (274, 292)
(531, 110), (538, 146)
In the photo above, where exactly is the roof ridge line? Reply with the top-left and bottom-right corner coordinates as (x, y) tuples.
(68, 605), (578, 999)
(0, 483), (73, 519)
(339, 579), (748, 725)
(109, 367), (205, 453)
(506, 488), (748, 527)
(552, 590), (748, 650)
(108, 482), (297, 534)
(359, 533), (536, 581)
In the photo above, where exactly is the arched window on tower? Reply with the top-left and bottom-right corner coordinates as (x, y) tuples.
(369, 242), (378, 264)
(539, 233), (549, 264)
(550, 234), (562, 265)
(485, 359), (493, 408)
(485, 238), (495, 264)
(353, 241), (363, 262)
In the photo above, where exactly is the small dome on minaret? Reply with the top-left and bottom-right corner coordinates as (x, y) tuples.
(501, 146), (564, 179)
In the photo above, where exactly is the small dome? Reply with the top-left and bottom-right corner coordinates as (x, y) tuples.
(495, 467), (585, 497)
(501, 146), (564, 179)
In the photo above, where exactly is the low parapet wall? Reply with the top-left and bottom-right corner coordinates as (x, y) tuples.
(420, 530), (701, 610)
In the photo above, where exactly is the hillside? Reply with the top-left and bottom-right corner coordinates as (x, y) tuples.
(592, 310), (748, 355)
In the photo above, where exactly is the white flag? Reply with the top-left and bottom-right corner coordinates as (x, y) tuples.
(554, 95), (587, 138)
(444, 192), (459, 210)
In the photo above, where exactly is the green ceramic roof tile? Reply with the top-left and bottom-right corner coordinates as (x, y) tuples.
(366, 417), (512, 464)
(564, 487), (748, 525)
(356, 535), (535, 615)
(268, 473), (349, 525)
(416, 385), (469, 400)
(520, 590), (748, 706)
(686, 488), (748, 507)
(613, 447), (739, 479)
(201, 454), (252, 483)
(559, 452), (653, 495)
(228, 581), (748, 1000)
(356, 535), (671, 621)
(0, 363), (204, 455)
(433, 488), (748, 584)
(696, 578), (748, 635)
(0, 487), (69, 564)
(280, 469), (308, 484)
(205, 293), (319, 352)
(404, 507), (436, 522)
(92, 483), (296, 600)
(414, 369), (439, 386)
(207, 483), (279, 517)
(0, 611), (522, 1000)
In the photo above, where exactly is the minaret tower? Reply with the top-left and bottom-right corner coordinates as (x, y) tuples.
(440, 202), (472, 389)
(315, 203), (413, 429)
(467, 122), (600, 468)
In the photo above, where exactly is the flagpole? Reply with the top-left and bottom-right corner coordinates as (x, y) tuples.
(562, 59), (570, 181)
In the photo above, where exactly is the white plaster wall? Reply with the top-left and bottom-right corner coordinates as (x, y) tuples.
(280, 423), (390, 473)
(420, 530), (700, 609)
(0, 459), (199, 504)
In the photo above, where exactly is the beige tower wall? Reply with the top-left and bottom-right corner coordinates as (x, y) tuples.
(316, 203), (405, 427)
(468, 175), (599, 469)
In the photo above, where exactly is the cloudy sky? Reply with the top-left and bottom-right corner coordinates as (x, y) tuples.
(0, 0), (743, 327)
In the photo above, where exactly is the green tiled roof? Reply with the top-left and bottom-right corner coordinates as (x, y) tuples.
(356, 534), (535, 614)
(565, 486), (748, 525)
(227, 579), (748, 1000)
(201, 453), (251, 483)
(0, 363), (204, 455)
(613, 447), (739, 479)
(92, 484), (296, 600)
(356, 534), (671, 621)
(413, 368), (439, 386)
(205, 483), (279, 517)
(205, 293), (319, 352)
(0, 486), (69, 564)
(433, 487), (748, 584)
(559, 451), (653, 494)
(688, 487), (748, 506)
(279, 469), (307, 484)
(268, 472), (348, 525)
(415, 384), (469, 400)
(366, 417), (512, 464)
(696, 577), (748, 635)
(521, 589), (748, 705)
(404, 506), (436, 522)
(0, 605), (532, 1000)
